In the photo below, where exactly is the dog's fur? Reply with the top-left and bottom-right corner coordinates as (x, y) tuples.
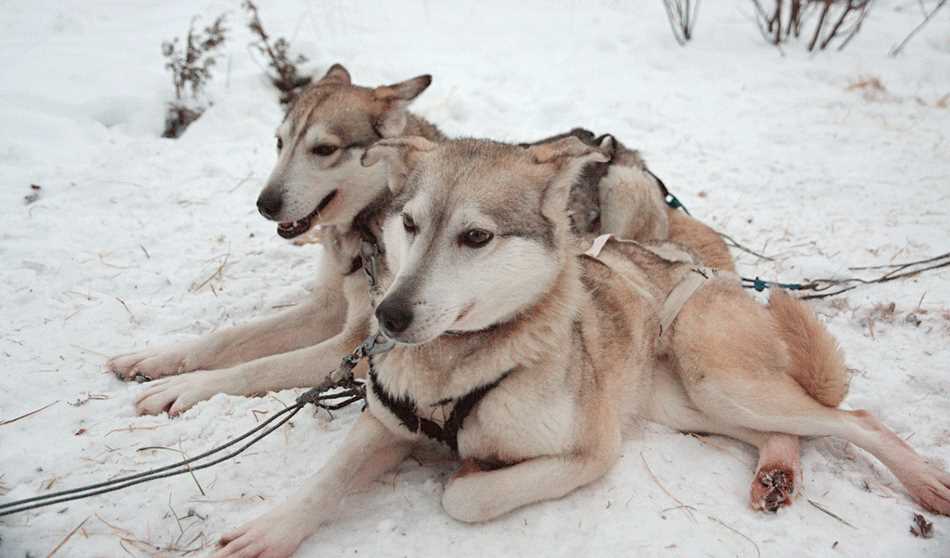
(211, 137), (950, 558)
(108, 64), (730, 415)
(109, 65), (443, 415)
(109, 63), (804, 515)
(525, 128), (735, 272)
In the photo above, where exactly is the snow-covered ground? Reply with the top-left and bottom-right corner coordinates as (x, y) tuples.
(2, 1), (949, 556)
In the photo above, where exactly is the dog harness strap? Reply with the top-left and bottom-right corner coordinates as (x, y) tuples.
(584, 234), (693, 264)
(583, 234), (737, 337)
(369, 369), (511, 453)
(658, 267), (713, 336)
(584, 234), (614, 259)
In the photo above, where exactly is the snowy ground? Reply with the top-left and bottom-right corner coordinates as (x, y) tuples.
(2, 1), (949, 556)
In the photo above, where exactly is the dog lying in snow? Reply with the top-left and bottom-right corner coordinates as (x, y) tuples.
(210, 135), (950, 557)
(108, 63), (734, 417)
(107, 64), (807, 517)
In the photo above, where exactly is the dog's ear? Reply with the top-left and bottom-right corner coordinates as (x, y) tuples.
(527, 135), (612, 217)
(318, 63), (352, 86)
(372, 75), (433, 137)
(595, 134), (617, 160)
(361, 136), (437, 193)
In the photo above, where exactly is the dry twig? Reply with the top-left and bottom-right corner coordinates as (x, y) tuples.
(46, 516), (90, 558)
(807, 498), (857, 528)
(190, 252), (231, 293)
(719, 231), (775, 261)
(244, 0), (311, 104)
(1, 400), (60, 426)
(640, 452), (697, 521)
(136, 446), (206, 495)
(162, 14), (228, 138)
(707, 515), (761, 558)
(750, 0), (871, 51)
(891, 0), (948, 56)
(661, 0), (701, 45)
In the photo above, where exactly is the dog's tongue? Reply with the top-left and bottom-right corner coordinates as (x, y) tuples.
(277, 217), (311, 239)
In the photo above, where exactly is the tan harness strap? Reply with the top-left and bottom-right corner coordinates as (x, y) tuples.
(658, 267), (713, 336)
(584, 234), (615, 258)
(584, 234), (726, 337)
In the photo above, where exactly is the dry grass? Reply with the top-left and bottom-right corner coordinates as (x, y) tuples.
(97, 512), (208, 557)
(846, 75), (894, 103)
(858, 302), (897, 339)
(847, 75), (949, 108)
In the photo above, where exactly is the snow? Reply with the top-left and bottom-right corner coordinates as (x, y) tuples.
(1, 0), (949, 556)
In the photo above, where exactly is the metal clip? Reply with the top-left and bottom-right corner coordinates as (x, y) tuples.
(360, 240), (380, 287)
(362, 332), (396, 356)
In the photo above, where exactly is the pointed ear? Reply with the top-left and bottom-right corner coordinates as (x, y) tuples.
(318, 63), (352, 86)
(595, 134), (616, 160)
(361, 136), (437, 193)
(372, 75), (433, 137)
(527, 135), (612, 166)
(527, 135), (612, 217)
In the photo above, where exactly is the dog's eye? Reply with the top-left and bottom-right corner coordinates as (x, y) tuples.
(402, 213), (417, 234)
(460, 229), (493, 248)
(276, 137), (283, 151)
(312, 144), (338, 157)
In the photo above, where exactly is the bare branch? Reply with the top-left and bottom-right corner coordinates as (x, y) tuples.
(662, 0), (701, 45)
(890, 0), (948, 56)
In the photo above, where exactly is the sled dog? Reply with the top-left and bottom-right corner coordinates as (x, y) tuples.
(211, 136), (950, 557)
(110, 67), (730, 419)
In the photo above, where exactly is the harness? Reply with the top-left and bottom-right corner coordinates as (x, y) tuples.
(584, 234), (733, 337)
(368, 365), (511, 453)
(349, 208), (511, 453)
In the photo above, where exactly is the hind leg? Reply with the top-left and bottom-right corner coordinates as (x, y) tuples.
(750, 434), (800, 512)
(677, 362), (950, 515)
(648, 364), (801, 511)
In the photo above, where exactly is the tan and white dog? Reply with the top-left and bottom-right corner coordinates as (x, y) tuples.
(108, 63), (805, 513)
(212, 136), (950, 558)
(108, 65), (444, 414)
(107, 65), (733, 418)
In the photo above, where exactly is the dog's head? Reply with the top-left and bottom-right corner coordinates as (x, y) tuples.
(362, 136), (611, 344)
(257, 64), (433, 238)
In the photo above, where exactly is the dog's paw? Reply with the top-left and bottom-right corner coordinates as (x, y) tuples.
(903, 464), (950, 516)
(213, 504), (313, 558)
(442, 474), (495, 523)
(107, 343), (202, 382)
(750, 465), (796, 512)
(134, 370), (236, 416)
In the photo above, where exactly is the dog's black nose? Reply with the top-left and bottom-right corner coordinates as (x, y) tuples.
(257, 192), (282, 219)
(376, 299), (414, 336)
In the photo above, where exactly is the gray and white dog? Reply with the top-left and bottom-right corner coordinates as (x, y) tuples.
(210, 136), (950, 558)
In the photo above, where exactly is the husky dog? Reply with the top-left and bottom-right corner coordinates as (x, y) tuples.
(524, 128), (735, 272)
(107, 65), (731, 419)
(107, 62), (802, 514)
(211, 137), (950, 558)
(108, 64), (444, 413)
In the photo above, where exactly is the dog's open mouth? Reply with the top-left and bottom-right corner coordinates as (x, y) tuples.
(276, 190), (338, 239)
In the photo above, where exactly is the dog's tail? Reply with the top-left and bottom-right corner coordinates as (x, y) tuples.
(768, 289), (849, 407)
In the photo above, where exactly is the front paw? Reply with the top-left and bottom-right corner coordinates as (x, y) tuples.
(107, 342), (204, 382)
(442, 474), (493, 523)
(134, 369), (239, 416)
(213, 503), (314, 558)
